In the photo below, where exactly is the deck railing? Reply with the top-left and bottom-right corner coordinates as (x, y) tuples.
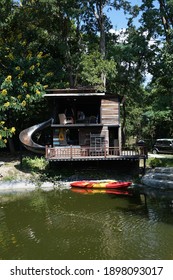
(45, 145), (141, 160)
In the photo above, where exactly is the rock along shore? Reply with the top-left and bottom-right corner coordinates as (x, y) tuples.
(142, 167), (173, 189)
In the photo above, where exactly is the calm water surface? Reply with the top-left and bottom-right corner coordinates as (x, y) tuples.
(0, 185), (173, 260)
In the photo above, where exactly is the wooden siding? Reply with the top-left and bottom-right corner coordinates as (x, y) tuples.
(101, 98), (119, 125)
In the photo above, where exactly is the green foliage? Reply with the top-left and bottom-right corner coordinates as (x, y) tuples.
(0, 50), (50, 147)
(0, 0), (173, 150)
(22, 156), (48, 172)
(21, 156), (63, 182)
(80, 51), (117, 91)
(0, 121), (15, 148)
(147, 158), (173, 168)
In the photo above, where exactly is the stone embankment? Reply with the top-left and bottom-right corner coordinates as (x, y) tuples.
(142, 167), (173, 189)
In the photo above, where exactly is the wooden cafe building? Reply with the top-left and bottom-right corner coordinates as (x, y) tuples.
(43, 88), (146, 168)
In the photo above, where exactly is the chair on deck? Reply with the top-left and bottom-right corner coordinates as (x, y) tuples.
(58, 114), (73, 125)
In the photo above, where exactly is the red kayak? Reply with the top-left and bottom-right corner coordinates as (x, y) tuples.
(70, 180), (132, 189)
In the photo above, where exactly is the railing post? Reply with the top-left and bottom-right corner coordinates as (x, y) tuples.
(45, 145), (48, 159)
(70, 145), (72, 159)
(104, 143), (107, 158)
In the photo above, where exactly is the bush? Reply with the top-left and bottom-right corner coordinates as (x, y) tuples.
(147, 158), (173, 168)
(22, 156), (48, 172)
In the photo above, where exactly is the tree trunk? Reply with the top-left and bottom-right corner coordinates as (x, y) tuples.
(121, 102), (126, 146)
(95, 0), (106, 89)
(8, 137), (16, 155)
(158, 0), (171, 43)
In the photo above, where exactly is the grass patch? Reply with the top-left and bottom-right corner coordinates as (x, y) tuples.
(2, 171), (18, 182)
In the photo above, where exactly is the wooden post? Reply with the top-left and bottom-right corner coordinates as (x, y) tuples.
(104, 142), (106, 158)
(20, 143), (23, 168)
(70, 145), (72, 159)
(143, 157), (146, 174)
(45, 145), (48, 159)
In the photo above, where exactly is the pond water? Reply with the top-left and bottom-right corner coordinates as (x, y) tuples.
(0, 185), (173, 260)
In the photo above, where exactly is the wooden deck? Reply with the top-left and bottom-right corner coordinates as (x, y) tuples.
(45, 145), (146, 162)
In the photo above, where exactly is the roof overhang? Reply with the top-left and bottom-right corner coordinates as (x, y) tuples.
(45, 92), (105, 97)
(45, 88), (105, 97)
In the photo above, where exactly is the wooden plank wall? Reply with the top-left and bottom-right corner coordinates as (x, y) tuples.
(101, 98), (119, 125)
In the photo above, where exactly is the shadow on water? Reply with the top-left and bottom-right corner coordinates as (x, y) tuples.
(141, 188), (173, 225)
(124, 180), (173, 225)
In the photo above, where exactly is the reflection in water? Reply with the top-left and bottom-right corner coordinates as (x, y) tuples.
(0, 187), (173, 260)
